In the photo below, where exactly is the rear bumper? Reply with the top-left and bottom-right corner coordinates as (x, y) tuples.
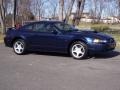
(4, 37), (12, 47)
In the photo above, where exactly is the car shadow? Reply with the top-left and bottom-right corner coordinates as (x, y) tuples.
(28, 50), (120, 60)
(88, 50), (120, 59)
(29, 51), (70, 57)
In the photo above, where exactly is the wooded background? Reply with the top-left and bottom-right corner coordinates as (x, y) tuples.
(0, 0), (120, 34)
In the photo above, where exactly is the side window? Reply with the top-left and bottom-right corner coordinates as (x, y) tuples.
(21, 23), (58, 33)
(45, 25), (52, 32)
(34, 23), (57, 33)
(21, 24), (34, 31)
(45, 24), (57, 33)
(34, 23), (45, 32)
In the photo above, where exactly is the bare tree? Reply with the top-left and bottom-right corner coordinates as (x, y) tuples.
(65, 0), (75, 23)
(90, 0), (105, 23)
(32, 0), (48, 20)
(17, 0), (33, 22)
(73, 0), (85, 25)
(59, 0), (64, 21)
(117, 0), (120, 19)
(12, 0), (17, 27)
(48, 0), (58, 19)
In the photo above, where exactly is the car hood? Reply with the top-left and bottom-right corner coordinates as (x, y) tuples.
(66, 30), (112, 40)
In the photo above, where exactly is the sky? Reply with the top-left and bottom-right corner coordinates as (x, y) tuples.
(6, 0), (119, 18)
(44, 0), (119, 18)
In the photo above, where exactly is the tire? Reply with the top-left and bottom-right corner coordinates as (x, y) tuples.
(13, 39), (26, 55)
(70, 41), (88, 60)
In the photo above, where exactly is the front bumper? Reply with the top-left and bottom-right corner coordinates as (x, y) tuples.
(88, 42), (116, 53)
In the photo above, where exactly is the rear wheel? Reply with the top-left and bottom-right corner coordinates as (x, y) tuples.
(70, 41), (88, 59)
(13, 39), (26, 55)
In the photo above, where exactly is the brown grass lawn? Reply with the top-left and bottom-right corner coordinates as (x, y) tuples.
(111, 34), (120, 48)
(78, 23), (120, 30)
(0, 34), (4, 43)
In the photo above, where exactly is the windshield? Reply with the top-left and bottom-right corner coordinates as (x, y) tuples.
(54, 23), (76, 31)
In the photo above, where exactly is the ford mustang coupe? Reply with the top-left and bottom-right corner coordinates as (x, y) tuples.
(4, 21), (116, 59)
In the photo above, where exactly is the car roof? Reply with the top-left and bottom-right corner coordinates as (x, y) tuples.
(28, 20), (63, 24)
(21, 20), (64, 28)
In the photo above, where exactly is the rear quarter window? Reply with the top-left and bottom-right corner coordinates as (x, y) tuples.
(20, 24), (34, 31)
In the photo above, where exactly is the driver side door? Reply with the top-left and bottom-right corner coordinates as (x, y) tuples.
(31, 23), (66, 52)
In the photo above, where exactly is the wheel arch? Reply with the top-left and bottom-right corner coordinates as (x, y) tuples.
(67, 39), (87, 54)
(11, 36), (26, 46)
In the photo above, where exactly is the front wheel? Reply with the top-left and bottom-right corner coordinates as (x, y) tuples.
(13, 39), (26, 55)
(70, 41), (88, 59)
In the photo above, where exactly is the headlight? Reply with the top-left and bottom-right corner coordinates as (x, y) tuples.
(86, 38), (107, 44)
(93, 39), (100, 43)
(93, 39), (107, 43)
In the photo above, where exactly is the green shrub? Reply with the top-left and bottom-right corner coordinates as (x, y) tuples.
(91, 25), (110, 32)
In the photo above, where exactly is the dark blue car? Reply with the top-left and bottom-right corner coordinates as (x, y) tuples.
(4, 21), (116, 59)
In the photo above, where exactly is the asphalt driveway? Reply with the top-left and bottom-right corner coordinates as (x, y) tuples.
(0, 44), (120, 90)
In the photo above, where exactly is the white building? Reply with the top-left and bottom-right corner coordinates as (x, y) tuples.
(102, 16), (120, 24)
(70, 12), (120, 24)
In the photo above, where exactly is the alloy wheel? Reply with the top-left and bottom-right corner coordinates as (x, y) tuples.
(71, 42), (87, 59)
(13, 41), (24, 54)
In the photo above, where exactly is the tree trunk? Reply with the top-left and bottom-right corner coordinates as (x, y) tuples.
(118, 0), (120, 20)
(65, 0), (75, 23)
(0, 18), (5, 34)
(12, 0), (17, 27)
(72, 0), (85, 25)
(59, 0), (64, 21)
(0, 0), (6, 34)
